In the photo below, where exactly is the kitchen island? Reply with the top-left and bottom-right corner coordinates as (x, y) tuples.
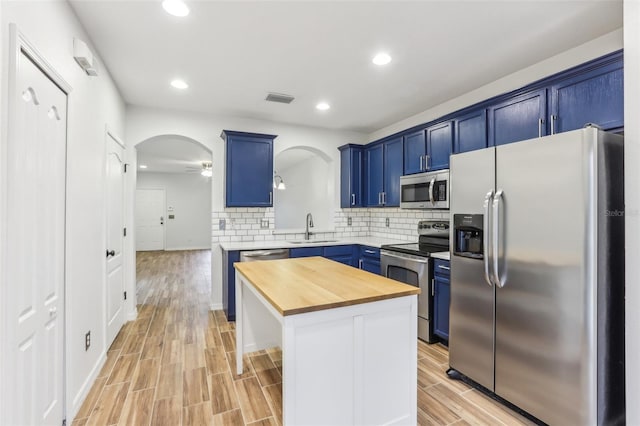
(234, 256), (420, 425)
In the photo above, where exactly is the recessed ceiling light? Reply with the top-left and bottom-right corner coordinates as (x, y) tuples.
(162, 0), (189, 17)
(139, 164), (148, 169)
(372, 52), (392, 66)
(316, 102), (330, 111)
(170, 79), (189, 89)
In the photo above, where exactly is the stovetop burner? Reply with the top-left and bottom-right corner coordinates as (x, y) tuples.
(381, 219), (450, 257)
(381, 242), (449, 257)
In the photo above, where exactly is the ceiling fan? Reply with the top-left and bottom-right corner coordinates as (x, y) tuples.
(185, 161), (213, 177)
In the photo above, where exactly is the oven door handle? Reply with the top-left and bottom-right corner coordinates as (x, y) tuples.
(381, 251), (429, 264)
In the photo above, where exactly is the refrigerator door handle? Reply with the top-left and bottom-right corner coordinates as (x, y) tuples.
(429, 177), (436, 204)
(483, 190), (494, 286)
(492, 189), (505, 288)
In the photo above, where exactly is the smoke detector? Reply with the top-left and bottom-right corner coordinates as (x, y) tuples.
(265, 92), (295, 104)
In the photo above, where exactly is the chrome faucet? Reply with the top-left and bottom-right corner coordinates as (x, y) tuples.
(305, 213), (314, 240)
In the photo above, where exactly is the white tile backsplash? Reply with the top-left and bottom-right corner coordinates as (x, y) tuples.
(211, 206), (450, 245)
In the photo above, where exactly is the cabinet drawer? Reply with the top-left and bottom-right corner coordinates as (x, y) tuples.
(434, 259), (450, 277)
(290, 247), (323, 258)
(323, 245), (354, 257)
(360, 246), (380, 259)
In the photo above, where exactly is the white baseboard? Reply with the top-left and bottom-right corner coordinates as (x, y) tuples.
(69, 351), (107, 422)
(127, 308), (138, 322)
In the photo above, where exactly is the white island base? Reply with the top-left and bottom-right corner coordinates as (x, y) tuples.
(235, 269), (418, 425)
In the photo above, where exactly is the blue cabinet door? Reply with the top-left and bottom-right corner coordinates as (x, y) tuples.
(426, 121), (453, 170)
(223, 130), (276, 207)
(403, 130), (426, 175)
(359, 246), (381, 275)
(365, 144), (384, 207)
(488, 89), (546, 146)
(383, 137), (403, 207)
(550, 60), (623, 133)
(339, 145), (363, 208)
(290, 247), (323, 258)
(433, 275), (450, 341)
(454, 109), (487, 153)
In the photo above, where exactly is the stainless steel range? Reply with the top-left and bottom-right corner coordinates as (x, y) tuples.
(380, 220), (450, 343)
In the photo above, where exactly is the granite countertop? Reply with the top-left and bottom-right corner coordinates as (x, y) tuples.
(234, 256), (420, 316)
(430, 251), (450, 261)
(219, 236), (411, 251)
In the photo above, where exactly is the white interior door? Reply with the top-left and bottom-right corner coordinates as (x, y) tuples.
(135, 189), (165, 251)
(5, 50), (67, 425)
(105, 133), (125, 348)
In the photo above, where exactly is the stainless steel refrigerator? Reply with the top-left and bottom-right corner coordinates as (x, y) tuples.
(448, 127), (625, 425)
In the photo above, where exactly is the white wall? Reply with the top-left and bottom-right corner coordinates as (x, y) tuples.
(137, 172), (212, 250)
(0, 1), (126, 422)
(623, 2), (639, 423)
(275, 155), (332, 230)
(369, 29), (623, 142)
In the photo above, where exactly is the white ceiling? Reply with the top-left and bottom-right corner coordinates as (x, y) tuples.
(136, 135), (211, 173)
(70, 1), (622, 134)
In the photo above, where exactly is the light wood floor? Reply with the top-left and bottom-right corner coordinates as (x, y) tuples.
(73, 249), (536, 426)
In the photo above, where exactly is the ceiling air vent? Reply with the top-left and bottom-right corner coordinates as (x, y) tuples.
(265, 92), (295, 104)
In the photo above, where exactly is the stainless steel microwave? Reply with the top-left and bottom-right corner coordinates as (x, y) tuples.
(399, 170), (450, 209)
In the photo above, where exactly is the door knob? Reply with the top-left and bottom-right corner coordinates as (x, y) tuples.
(106, 249), (115, 257)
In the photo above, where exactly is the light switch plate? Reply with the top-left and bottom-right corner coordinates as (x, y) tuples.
(219, 219), (226, 230)
(260, 219), (269, 229)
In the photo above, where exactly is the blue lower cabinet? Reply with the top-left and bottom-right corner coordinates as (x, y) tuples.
(290, 247), (323, 258)
(327, 255), (355, 266)
(290, 245), (358, 267)
(433, 275), (450, 342)
(223, 250), (240, 321)
(360, 246), (381, 275)
(433, 259), (450, 342)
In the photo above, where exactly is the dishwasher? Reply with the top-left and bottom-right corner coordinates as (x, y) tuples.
(239, 248), (290, 262)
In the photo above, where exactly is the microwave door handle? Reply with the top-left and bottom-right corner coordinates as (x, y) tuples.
(492, 190), (504, 288)
(429, 177), (436, 204)
(483, 190), (494, 286)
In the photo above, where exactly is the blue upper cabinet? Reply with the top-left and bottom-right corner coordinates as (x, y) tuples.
(454, 109), (487, 153)
(222, 130), (277, 207)
(550, 60), (623, 134)
(339, 144), (364, 208)
(365, 138), (403, 207)
(488, 89), (547, 146)
(403, 130), (426, 175)
(383, 137), (403, 206)
(365, 143), (384, 207)
(426, 121), (453, 170)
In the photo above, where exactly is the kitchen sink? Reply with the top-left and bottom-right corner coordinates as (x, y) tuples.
(289, 240), (338, 244)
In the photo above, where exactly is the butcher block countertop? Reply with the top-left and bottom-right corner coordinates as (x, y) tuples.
(234, 256), (420, 316)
